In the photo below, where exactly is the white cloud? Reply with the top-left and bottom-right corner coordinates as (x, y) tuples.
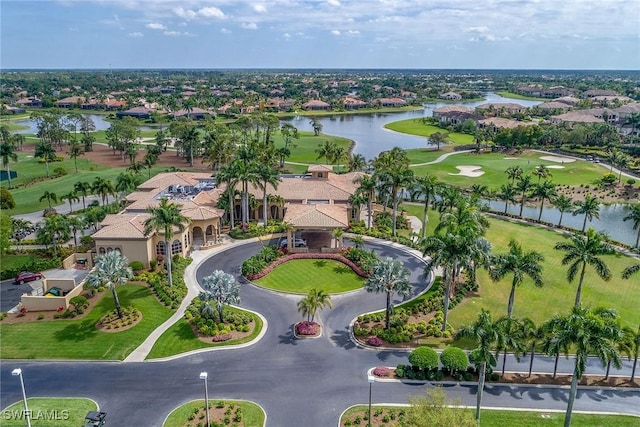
(128, 32), (144, 37)
(327, 0), (341, 6)
(146, 22), (166, 30)
(283, 32), (291, 39)
(173, 7), (196, 20)
(163, 31), (195, 37)
(241, 22), (258, 30)
(220, 28), (232, 34)
(253, 4), (267, 14)
(331, 30), (341, 36)
(347, 30), (360, 36)
(198, 7), (225, 19)
(68, 27), (79, 32)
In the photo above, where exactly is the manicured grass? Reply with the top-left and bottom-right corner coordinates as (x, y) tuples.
(163, 399), (265, 427)
(495, 91), (547, 101)
(146, 305), (263, 360)
(1, 397), (97, 427)
(385, 119), (474, 147)
(272, 131), (353, 164)
(1, 254), (37, 271)
(253, 259), (364, 294)
(410, 150), (605, 189)
(0, 284), (174, 360)
(340, 405), (640, 427)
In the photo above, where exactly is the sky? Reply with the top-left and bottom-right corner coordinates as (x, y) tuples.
(1, 0), (639, 70)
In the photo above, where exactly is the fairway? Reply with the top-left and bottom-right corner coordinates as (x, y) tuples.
(253, 259), (364, 294)
(384, 119), (474, 147)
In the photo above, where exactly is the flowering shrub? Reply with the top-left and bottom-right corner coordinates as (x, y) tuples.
(367, 336), (384, 347)
(212, 333), (232, 342)
(247, 253), (370, 280)
(295, 321), (320, 336)
(373, 367), (391, 377)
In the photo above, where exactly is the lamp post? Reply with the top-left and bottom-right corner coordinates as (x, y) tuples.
(12, 368), (31, 427)
(199, 372), (209, 427)
(367, 374), (375, 427)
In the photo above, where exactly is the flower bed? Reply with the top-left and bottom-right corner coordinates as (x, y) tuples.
(295, 320), (320, 336)
(247, 253), (370, 280)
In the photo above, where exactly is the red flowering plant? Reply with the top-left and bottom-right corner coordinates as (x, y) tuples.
(295, 321), (320, 336)
(373, 367), (391, 377)
(366, 336), (384, 347)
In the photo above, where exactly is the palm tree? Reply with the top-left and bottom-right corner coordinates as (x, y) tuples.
(354, 174), (377, 229)
(533, 164), (552, 182)
(505, 165), (523, 185)
(623, 204), (640, 248)
(39, 190), (58, 209)
(347, 153), (367, 172)
(626, 325), (640, 382)
(456, 309), (499, 422)
(0, 138), (18, 188)
(544, 306), (622, 427)
(256, 163), (280, 227)
(495, 316), (525, 377)
(572, 194), (600, 233)
(86, 251), (133, 319)
(297, 288), (332, 322)
(532, 180), (557, 221)
(115, 172), (139, 199)
(554, 228), (615, 307)
(551, 195), (574, 227)
(216, 162), (240, 229)
(67, 215), (85, 252)
(67, 140), (84, 173)
(489, 239), (544, 317)
(516, 174), (534, 218)
(521, 318), (545, 378)
(91, 177), (115, 206)
(199, 270), (241, 323)
(622, 263), (640, 280)
(60, 191), (79, 213)
(411, 175), (440, 238)
(497, 183), (517, 214)
(363, 257), (412, 331)
(36, 214), (70, 257)
(34, 140), (57, 177)
(315, 140), (337, 164)
(144, 198), (190, 288)
(74, 181), (92, 210)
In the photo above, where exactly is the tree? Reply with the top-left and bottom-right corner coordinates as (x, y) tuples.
(497, 183), (517, 214)
(347, 153), (367, 172)
(625, 326), (640, 382)
(401, 388), (476, 427)
(363, 257), (412, 331)
(39, 190), (58, 209)
(545, 307), (622, 427)
(199, 270), (241, 323)
(456, 309), (499, 422)
(623, 204), (640, 248)
(66, 140), (84, 173)
(516, 174), (534, 218)
(353, 174), (377, 229)
(86, 251), (133, 319)
(440, 346), (469, 375)
(411, 175), (440, 238)
(521, 318), (545, 377)
(143, 198), (189, 288)
(67, 215), (85, 252)
(408, 346), (439, 370)
(622, 263), (640, 280)
(428, 131), (450, 151)
(532, 180), (557, 221)
(489, 239), (544, 317)
(0, 138), (18, 188)
(534, 164), (552, 182)
(554, 228), (614, 307)
(0, 212), (12, 256)
(551, 194), (574, 227)
(505, 165), (523, 185)
(310, 118), (323, 136)
(495, 316), (526, 377)
(0, 187), (15, 210)
(315, 140), (337, 164)
(73, 181), (92, 211)
(34, 140), (57, 178)
(256, 163), (280, 227)
(36, 214), (70, 257)
(60, 191), (79, 213)
(296, 288), (332, 322)
(91, 177), (115, 206)
(572, 194), (600, 233)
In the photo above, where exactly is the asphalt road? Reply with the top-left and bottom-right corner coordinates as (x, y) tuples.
(1, 240), (639, 426)
(0, 278), (40, 312)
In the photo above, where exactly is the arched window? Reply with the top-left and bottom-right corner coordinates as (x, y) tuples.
(99, 247), (106, 255)
(156, 241), (166, 256)
(114, 248), (121, 253)
(107, 247), (113, 252)
(172, 239), (182, 255)
(184, 234), (188, 247)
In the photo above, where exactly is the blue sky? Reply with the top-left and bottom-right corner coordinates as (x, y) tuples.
(1, 0), (638, 70)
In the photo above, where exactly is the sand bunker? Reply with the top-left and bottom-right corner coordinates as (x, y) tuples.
(547, 165), (565, 169)
(449, 165), (484, 177)
(540, 155), (575, 163)
(503, 157), (519, 160)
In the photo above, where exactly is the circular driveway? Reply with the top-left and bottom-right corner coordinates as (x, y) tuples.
(2, 239), (639, 426)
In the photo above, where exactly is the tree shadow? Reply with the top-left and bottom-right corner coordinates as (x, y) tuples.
(333, 265), (351, 275)
(313, 260), (328, 268)
(330, 328), (357, 350)
(53, 318), (99, 341)
(278, 328), (298, 345)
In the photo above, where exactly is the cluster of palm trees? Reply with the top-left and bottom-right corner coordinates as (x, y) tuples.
(39, 176), (118, 214)
(297, 288), (333, 323)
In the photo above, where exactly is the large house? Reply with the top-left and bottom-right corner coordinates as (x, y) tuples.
(92, 167), (364, 267)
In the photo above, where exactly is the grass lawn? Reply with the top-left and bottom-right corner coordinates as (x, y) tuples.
(253, 259), (364, 294)
(0, 284), (174, 360)
(272, 131), (352, 164)
(147, 305), (263, 360)
(1, 254), (39, 272)
(163, 399), (265, 427)
(410, 150), (605, 189)
(385, 119), (474, 147)
(495, 91), (546, 101)
(340, 405), (639, 427)
(1, 397), (97, 427)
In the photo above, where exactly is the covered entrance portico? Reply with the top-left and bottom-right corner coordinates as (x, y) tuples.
(182, 206), (225, 249)
(283, 204), (349, 253)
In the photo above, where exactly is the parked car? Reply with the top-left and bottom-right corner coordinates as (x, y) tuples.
(84, 411), (107, 427)
(14, 271), (42, 285)
(278, 238), (307, 248)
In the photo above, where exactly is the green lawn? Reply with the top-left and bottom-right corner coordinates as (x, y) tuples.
(147, 305), (263, 360)
(495, 91), (547, 101)
(271, 131), (353, 164)
(384, 119), (474, 148)
(253, 259), (364, 294)
(341, 405), (640, 427)
(163, 399), (265, 427)
(1, 398), (97, 427)
(410, 150), (605, 189)
(0, 284), (174, 360)
(1, 254), (37, 271)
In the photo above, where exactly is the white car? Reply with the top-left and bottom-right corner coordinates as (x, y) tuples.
(279, 238), (307, 248)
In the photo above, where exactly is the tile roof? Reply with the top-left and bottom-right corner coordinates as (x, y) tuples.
(181, 206), (224, 221)
(284, 204), (349, 228)
(92, 213), (150, 239)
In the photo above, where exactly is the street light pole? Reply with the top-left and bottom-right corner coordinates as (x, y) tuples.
(199, 372), (209, 427)
(367, 374), (375, 427)
(12, 368), (31, 427)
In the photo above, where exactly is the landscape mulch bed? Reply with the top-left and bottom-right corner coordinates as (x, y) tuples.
(190, 321), (254, 344)
(0, 290), (105, 324)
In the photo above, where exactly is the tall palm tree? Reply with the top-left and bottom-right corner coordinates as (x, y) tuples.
(363, 257), (412, 331)
(532, 180), (557, 221)
(297, 288), (332, 322)
(91, 177), (115, 206)
(60, 191), (79, 213)
(489, 239), (544, 317)
(67, 140), (84, 173)
(144, 198), (190, 288)
(554, 228), (614, 307)
(256, 163), (280, 227)
(384, 167), (414, 236)
(533, 164), (552, 182)
(36, 214), (70, 257)
(216, 162), (240, 229)
(354, 174), (377, 229)
(347, 153), (367, 172)
(516, 174), (534, 218)
(572, 194), (600, 233)
(0, 139), (18, 188)
(495, 316), (526, 377)
(456, 309), (499, 422)
(86, 251), (133, 319)
(505, 165), (523, 185)
(39, 190), (58, 209)
(315, 140), (337, 164)
(67, 215), (85, 252)
(34, 140), (57, 178)
(521, 318), (545, 378)
(199, 270), (241, 323)
(623, 204), (640, 248)
(544, 306), (622, 427)
(626, 325), (640, 382)
(411, 174), (440, 238)
(73, 181), (92, 210)
(551, 194), (574, 227)
(497, 183), (517, 214)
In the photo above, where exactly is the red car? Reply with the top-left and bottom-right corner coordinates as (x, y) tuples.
(14, 271), (42, 285)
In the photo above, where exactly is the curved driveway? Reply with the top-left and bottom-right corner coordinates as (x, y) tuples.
(2, 239), (639, 426)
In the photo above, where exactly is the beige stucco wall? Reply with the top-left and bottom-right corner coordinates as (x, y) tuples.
(61, 252), (94, 270)
(20, 281), (84, 311)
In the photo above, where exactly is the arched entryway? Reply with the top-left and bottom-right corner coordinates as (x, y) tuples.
(192, 226), (204, 246)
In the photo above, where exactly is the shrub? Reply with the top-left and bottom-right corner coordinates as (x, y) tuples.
(37, 313), (45, 320)
(53, 166), (67, 176)
(129, 260), (144, 272)
(0, 187), (15, 210)
(373, 366), (391, 377)
(69, 295), (89, 315)
(408, 346), (439, 370)
(440, 346), (469, 374)
(296, 321), (319, 336)
(366, 336), (384, 347)
(627, 178), (636, 186)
